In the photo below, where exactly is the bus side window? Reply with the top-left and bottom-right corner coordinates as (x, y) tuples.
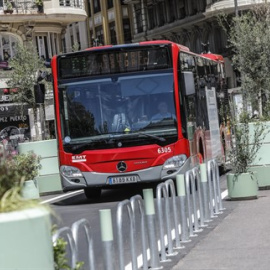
(179, 53), (197, 139)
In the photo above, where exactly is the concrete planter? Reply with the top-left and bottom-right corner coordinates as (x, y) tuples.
(0, 207), (54, 269)
(227, 172), (258, 200)
(18, 139), (62, 194)
(248, 165), (270, 189)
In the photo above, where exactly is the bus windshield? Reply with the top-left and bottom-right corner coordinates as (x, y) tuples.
(58, 70), (178, 152)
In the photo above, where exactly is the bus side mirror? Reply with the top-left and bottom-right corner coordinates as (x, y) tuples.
(182, 71), (195, 96)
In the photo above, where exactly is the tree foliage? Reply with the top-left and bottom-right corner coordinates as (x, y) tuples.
(7, 42), (44, 110)
(7, 42), (46, 140)
(219, 4), (270, 116)
(218, 4), (270, 175)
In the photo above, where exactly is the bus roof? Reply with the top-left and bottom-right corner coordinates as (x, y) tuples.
(85, 40), (190, 53)
(201, 53), (225, 63)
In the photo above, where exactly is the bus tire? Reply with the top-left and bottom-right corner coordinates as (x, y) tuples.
(84, 187), (102, 199)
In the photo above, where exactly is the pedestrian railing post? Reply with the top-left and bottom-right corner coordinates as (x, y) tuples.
(193, 167), (207, 228)
(184, 170), (198, 237)
(99, 209), (115, 270)
(165, 179), (184, 250)
(156, 183), (176, 261)
(130, 195), (148, 270)
(176, 174), (190, 243)
(189, 168), (203, 233)
(117, 200), (138, 270)
(143, 189), (162, 270)
(207, 159), (224, 215)
(71, 218), (95, 270)
(207, 160), (217, 218)
(214, 160), (226, 211)
(199, 163), (212, 222)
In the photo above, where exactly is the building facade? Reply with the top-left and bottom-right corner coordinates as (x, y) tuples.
(87, 0), (132, 46)
(0, 0), (87, 60)
(124, 0), (266, 89)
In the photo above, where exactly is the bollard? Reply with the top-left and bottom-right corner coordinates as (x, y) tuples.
(184, 170), (198, 237)
(143, 189), (162, 269)
(52, 227), (77, 269)
(193, 167), (207, 228)
(117, 200), (137, 270)
(99, 209), (115, 270)
(71, 219), (95, 270)
(130, 195), (148, 270)
(165, 179), (184, 249)
(199, 163), (212, 222)
(176, 174), (190, 243)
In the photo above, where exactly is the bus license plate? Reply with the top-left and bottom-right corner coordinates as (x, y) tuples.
(107, 175), (138, 185)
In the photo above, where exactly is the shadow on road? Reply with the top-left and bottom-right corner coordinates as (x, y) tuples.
(53, 182), (161, 206)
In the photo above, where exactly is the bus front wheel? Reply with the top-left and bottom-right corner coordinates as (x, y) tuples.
(84, 187), (102, 199)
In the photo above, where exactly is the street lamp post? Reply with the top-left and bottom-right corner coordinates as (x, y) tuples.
(234, 0), (238, 16)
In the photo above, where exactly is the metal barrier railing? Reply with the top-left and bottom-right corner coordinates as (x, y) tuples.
(207, 159), (226, 216)
(130, 195), (148, 270)
(71, 219), (95, 270)
(52, 159), (225, 270)
(156, 182), (177, 261)
(116, 199), (137, 270)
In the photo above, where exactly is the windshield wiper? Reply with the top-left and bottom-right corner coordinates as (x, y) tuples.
(137, 131), (166, 142)
(65, 140), (94, 153)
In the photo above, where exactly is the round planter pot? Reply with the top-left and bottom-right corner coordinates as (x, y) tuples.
(0, 207), (54, 269)
(21, 179), (40, 199)
(248, 165), (270, 190)
(227, 172), (258, 200)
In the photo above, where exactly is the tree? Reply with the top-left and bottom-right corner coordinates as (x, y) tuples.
(219, 4), (270, 118)
(7, 42), (46, 141)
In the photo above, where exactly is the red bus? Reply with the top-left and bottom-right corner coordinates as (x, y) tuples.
(51, 40), (228, 199)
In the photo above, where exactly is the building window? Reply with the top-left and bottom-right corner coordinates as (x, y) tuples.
(109, 22), (117, 45)
(107, 0), (113, 9)
(0, 34), (18, 63)
(62, 38), (66, 53)
(123, 18), (131, 43)
(157, 2), (165, 26)
(95, 25), (104, 45)
(93, 0), (101, 13)
(36, 36), (49, 60)
(147, 5), (155, 30)
(135, 4), (143, 33)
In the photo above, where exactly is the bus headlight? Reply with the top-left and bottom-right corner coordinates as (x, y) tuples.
(163, 155), (187, 169)
(60, 166), (83, 178)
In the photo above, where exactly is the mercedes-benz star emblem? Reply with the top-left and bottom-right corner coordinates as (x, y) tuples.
(117, 161), (127, 172)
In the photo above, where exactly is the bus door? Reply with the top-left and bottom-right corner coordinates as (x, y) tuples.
(179, 52), (198, 165)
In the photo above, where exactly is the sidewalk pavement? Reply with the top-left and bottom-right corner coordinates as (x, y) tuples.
(171, 183), (270, 270)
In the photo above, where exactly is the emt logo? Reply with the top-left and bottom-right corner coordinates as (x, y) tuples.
(72, 155), (86, 162)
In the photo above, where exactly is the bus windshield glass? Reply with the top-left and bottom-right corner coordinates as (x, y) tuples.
(58, 70), (178, 152)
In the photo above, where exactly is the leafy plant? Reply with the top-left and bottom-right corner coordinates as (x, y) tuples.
(0, 151), (41, 213)
(4, 0), (13, 10)
(53, 237), (84, 270)
(35, 0), (43, 6)
(13, 151), (42, 181)
(229, 112), (266, 177)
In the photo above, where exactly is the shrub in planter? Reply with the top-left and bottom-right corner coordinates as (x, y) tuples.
(0, 150), (54, 269)
(227, 113), (266, 200)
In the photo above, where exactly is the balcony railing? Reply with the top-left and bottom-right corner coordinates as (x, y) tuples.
(1, 0), (85, 15)
(59, 0), (84, 9)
